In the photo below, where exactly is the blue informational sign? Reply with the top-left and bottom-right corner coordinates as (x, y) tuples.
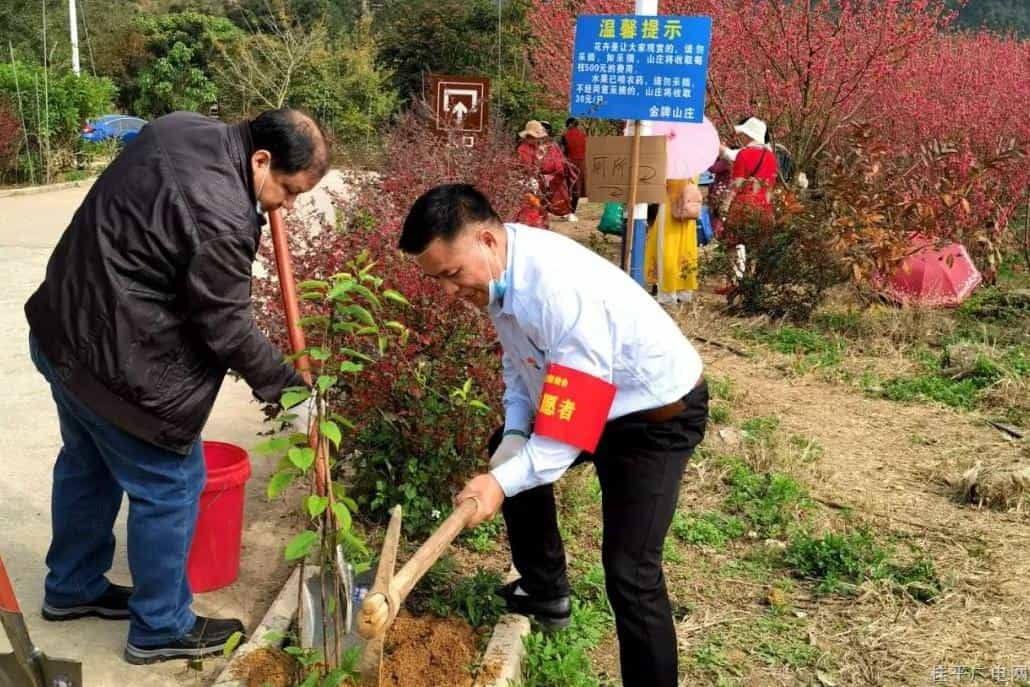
(569, 15), (711, 123)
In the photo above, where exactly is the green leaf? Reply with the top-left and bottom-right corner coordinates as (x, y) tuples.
(321, 667), (350, 687)
(298, 315), (330, 329)
(281, 388), (311, 410)
(299, 291), (324, 301)
(356, 325), (379, 336)
(332, 322), (360, 334)
(339, 361), (364, 374)
(338, 495), (359, 513)
(320, 420), (342, 450)
(267, 469), (295, 500)
(327, 280), (356, 301)
(222, 630), (243, 658)
(337, 528), (367, 555)
(378, 335), (388, 355)
(299, 670), (320, 687)
(339, 347), (374, 363)
(306, 495), (330, 519)
(385, 320), (407, 335)
(330, 413), (356, 431)
(316, 375), (338, 393)
(331, 501), (353, 534)
(383, 289), (410, 306)
(341, 304), (376, 326)
(351, 283), (382, 308)
(288, 447), (316, 472)
(253, 436), (291, 455)
(289, 432), (310, 445)
(283, 646), (305, 657)
(298, 280), (329, 291)
(309, 347), (331, 361)
(284, 530), (318, 561)
(468, 400), (491, 413)
(463, 378), (473, 395)
(261, 630), (286, 644)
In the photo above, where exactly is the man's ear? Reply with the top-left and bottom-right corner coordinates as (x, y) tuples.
(252, 149), (271, 170)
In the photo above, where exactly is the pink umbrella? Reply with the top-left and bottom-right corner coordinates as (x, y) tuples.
(882, 235), (982, 308)
(649, 117), (720, 180)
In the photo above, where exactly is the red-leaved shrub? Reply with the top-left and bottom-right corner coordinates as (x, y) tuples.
(255, 107), (528, 534)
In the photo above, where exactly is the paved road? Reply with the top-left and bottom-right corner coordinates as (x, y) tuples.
(0, 184), (296, 686)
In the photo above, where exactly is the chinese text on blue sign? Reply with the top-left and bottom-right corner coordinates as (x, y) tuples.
(570, 15), (712, 123)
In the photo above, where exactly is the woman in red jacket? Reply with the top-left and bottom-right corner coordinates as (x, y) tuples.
(516, 120), (577, 227)
(717, 116), (777, 285)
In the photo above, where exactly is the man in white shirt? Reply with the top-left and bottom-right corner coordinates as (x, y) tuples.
(399, 184), (708, 687)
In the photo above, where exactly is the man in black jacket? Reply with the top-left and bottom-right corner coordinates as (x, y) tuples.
(24, 108), (327, 664)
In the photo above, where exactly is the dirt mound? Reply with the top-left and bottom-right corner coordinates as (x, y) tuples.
(231, 647), (297, 687)
(380, 612), (478, 687)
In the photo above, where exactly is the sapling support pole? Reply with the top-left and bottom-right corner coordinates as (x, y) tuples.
(269, 208), (350, 662)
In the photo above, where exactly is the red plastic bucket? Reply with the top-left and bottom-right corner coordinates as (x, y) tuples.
(187, 441), (252, 593)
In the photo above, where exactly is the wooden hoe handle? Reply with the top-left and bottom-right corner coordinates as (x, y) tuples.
(357, 498), (479, 639)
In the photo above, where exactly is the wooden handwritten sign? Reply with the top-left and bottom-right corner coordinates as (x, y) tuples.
(585, 136), (667, 204)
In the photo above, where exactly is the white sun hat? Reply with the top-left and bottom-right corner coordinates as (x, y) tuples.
(734, 116), (768, 144)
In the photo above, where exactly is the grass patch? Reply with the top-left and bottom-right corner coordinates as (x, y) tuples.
(785, 528), (943, 601)
(788, 434), (824, 462)
(671, 510), (747, 549)
(709, 401), (732, 425)
(708, 374), (734, 400)
(459, 516), (503, 553)
(744, 611), (821, 668)
(413, 561), (506, 629)
(740, 416), (780, 447)
(723, 460), (810, 538)
(522, 599), (613, 687)
(736, 325), (847, 372)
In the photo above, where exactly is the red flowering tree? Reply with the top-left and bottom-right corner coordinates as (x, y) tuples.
(529, 0), (1029, 277)
(255, 106), (527, 535)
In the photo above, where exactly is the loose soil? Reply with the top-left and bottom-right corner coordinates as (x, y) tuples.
(231, 646), (297, 687)
(380, 612), (479, 687)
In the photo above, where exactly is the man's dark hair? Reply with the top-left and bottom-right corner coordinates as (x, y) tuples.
(399, 184), (501, 255)
(566, 117), (579, 128)
(249, 108), (330, 176)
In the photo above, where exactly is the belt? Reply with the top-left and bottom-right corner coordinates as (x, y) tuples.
(637, 376), (705, 424)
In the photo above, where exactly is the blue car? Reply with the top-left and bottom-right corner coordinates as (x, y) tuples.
(81, 115), (147, 144)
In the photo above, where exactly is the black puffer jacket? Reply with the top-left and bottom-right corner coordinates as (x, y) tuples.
(25, 112), (304, 454)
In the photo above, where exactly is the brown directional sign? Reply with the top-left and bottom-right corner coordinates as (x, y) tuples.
(585, 135), (667, 204)
(428, 74), (490, 146)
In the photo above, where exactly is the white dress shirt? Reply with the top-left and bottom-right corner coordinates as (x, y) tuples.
(489, 223), (703, 497)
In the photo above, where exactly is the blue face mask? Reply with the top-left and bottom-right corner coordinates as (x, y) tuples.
(479, 241), (508, 308)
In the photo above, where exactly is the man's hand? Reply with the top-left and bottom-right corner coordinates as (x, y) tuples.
(456, 473), (505, 528)
(489, 434), (528, 469)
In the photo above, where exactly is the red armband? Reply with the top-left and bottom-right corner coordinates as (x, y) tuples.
(534, 363), (616, 452)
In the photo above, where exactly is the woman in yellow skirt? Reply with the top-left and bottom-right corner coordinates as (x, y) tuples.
(645, 177), (701, 305)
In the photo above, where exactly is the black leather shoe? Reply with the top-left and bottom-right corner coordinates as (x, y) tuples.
(123, 616), (245, 665)
(42, 583), (132, 621)
(496, 580), (571, 629)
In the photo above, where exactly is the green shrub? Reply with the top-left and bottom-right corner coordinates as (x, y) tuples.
(522, 599), (610, 687)
(723, 461), (809, 538)
(785, 528), (942, 600)
(708, 401), (731, 425)
(0, 61), (117, 183)
(672, 511), (746, 548)
(288, 40), (398, 148)
(421, 568), (506, 629)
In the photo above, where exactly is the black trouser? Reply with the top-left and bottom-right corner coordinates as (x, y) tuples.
(490, 380), (709, 687)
